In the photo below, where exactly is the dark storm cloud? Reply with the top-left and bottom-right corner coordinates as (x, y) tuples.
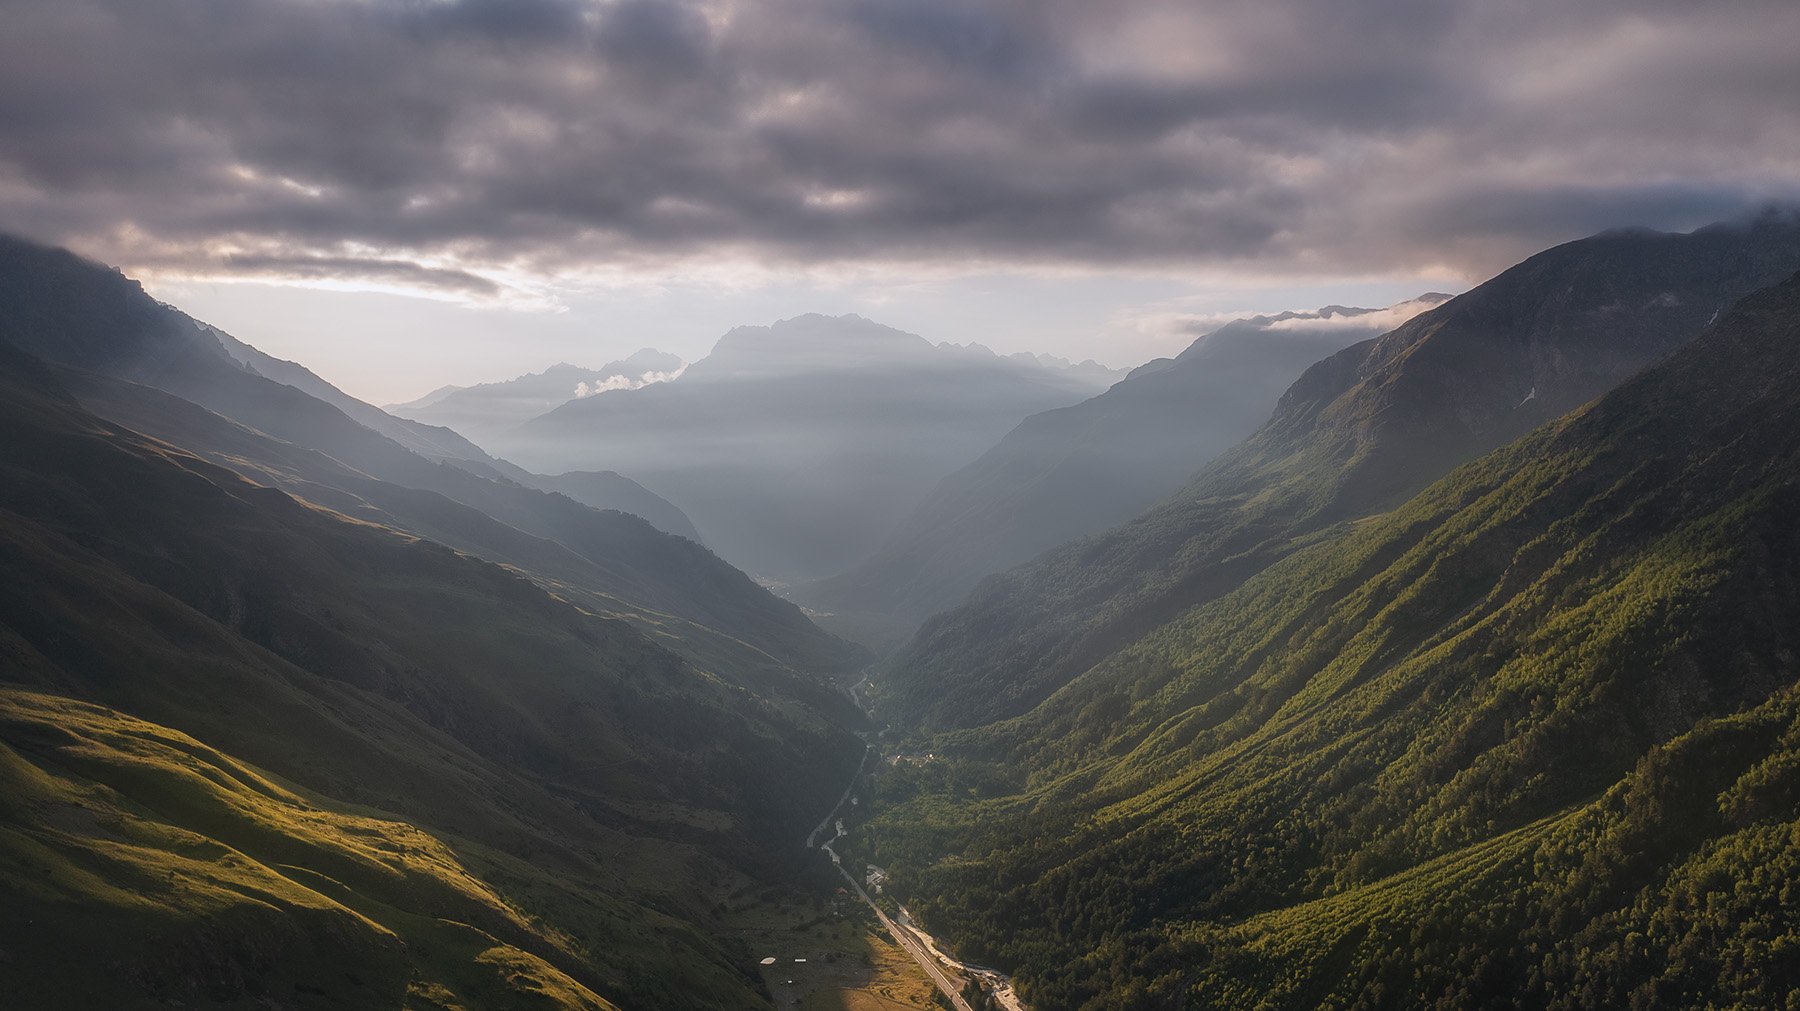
(1, 0), (1797, 289)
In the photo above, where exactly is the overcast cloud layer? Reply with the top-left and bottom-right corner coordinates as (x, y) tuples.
(3, 0), (1799, 296)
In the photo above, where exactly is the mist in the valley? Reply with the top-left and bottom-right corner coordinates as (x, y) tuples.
(392, 295), (1452, 626)
(796, 295), (1452, 639)
(479, 314), (1123, 581)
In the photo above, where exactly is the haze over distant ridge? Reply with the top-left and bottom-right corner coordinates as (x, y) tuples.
(497, 313), (1125, 581)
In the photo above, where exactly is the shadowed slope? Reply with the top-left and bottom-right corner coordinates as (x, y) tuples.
(0, 345), (862, 1007)
(0, 234), (861, 679)
(58, 366), (860, 722)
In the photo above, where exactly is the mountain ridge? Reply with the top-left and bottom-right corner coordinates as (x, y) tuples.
(387, 348), (685, 441)
(858, 267), (1800, 1010)
(502, 313), (1125, 581)
(880, 216), (1800, 731)
(797, 295), (1449, 643)
(0, 341), (862, 1006)
(0, 232), (861, 681)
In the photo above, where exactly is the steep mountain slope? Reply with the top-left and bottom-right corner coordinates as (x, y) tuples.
(388, 350), (684, 443)
(0, 347), (863, 1007)
(884, 217), (1800, 730)
(801, 298), (1447, 639)
(860, 271), (1800, 1010)
(0, 235), (860, 679)
(213, 325), (497, 463)
(212, 330), (705, 541)
(501, 314), (1123, 581)
(409, 450), (703, 543)
(219, 333), (704, 541)
(530, 469), (703, 544)
(56, 368), (855, 719)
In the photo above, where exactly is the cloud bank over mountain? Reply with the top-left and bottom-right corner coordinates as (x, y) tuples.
(4, 0), (1798, 294)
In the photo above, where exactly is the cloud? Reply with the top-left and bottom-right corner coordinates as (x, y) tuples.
(1258, 294), (1452, 334)
(573, 365), (688, 397)
(216, 254), (505, 297)
(1, 0), (1796, 294)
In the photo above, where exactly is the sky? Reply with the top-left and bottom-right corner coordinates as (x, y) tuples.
(4, 0), (1799, 403)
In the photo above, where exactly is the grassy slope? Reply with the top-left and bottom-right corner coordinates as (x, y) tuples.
(861, 276), (1800, 1009)
(0, 689), (617, 1011)
(0, 350), (861, 1007)
(883, 219), (1800, 732)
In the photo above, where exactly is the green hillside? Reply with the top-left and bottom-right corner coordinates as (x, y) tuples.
(856, 274), (1800, 1009)
(883, 218), (1800, 732)
(0, 689), (620, 1010)
(0, 347), (862, 1007)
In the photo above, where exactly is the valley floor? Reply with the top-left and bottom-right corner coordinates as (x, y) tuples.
(713, 850), (947, 1010)
(801, 679), (1021, 1011)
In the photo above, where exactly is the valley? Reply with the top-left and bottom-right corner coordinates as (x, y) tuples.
(803, 679), (1016, 1011)
(6, 220), (1800, 1010)
(7, 2), (1799, 1007)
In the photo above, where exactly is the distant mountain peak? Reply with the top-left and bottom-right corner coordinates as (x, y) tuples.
(387, 347), (684, 438)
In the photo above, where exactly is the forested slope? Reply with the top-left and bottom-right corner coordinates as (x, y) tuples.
(884, 217), (1800, 731)
(860, 273), (1800, 1009)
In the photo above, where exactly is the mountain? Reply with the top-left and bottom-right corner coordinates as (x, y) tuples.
(0, 234), (862, 684)
(393, 381), (465, 409)
(437, 452), (703, 543)
(0, 343), (862, 1008)
(498, 313), (1126, 581)
(215, 327), (704, 541)
(881, 216), (1800, 731)
(530, 469), (703, 543)
(388, 349), (685, 442)
(213, 325), (496, 463)
(857, 269), (1800, 1010)
(799, 297), (1449, 643)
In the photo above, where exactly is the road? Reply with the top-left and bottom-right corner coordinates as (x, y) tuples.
(819, 835), (973, 1011)
(805, 672), (976, 1011)
(895, 907), (1026, 1011)
(806, 744), (870, 848)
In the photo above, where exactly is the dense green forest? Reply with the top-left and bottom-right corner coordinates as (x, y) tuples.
(857, 274), (1800, 1008)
